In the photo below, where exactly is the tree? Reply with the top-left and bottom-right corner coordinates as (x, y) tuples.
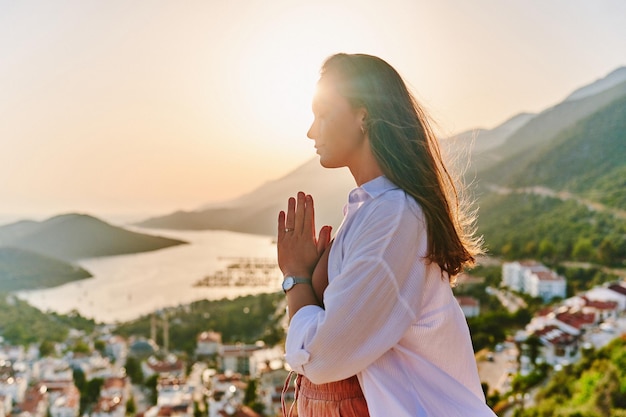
(144, 374), (159, 405)
(39, 340), (56, 357)
(243, 379), (265, 416)
(538, 239), (556, 262)
(572, 238), (594, 261)
(126, 396), (136, 415)
(124, 356), (144, 384)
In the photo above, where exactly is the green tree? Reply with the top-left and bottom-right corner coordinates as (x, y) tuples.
(72, 340), (91, 354)
(538, 239), (556, 262)
(79, 377), (104, 414)
(572, 238), (594, 261)
(144, 374), (159, 405)
(124, 356), (144, 384)
(126, 396), (136, 415)
(39, 340), (56, 357)
(94, 340), (106, 356)
(243, 379), (265, 416)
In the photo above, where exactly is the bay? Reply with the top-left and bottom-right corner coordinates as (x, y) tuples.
(15, 228), (281, 324)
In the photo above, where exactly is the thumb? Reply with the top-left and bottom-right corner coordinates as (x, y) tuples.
(316, 225), (332, 255)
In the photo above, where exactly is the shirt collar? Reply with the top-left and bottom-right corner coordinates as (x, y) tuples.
(348, 176), (398, 204)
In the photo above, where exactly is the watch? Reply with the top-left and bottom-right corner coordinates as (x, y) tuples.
(282, 276), (312, 293)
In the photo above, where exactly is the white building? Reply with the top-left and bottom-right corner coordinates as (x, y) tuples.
(584, 282), (626, 311)
(502, 261), (566, 300)
(502, 261), (549, 293)
(527, 270), (567, 301)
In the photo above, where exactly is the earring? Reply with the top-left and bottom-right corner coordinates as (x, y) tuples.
(360, 125), (366, 135)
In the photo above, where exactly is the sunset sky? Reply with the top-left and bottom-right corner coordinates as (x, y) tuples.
(1, 0), (625, 222)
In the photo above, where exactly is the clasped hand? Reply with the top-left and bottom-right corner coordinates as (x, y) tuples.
(277, 192), (332, 279)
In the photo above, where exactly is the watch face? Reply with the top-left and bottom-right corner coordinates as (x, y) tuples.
(282, 276), (295, 292)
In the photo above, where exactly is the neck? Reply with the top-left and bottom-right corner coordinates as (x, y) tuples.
(348, 146), (383, 186)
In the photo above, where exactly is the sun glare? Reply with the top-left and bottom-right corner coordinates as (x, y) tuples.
(231, 3), (370, 155)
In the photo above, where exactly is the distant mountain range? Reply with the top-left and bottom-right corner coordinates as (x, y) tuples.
(138, 159), (356, 235)
(137, 66), (626, 251)
(4, 66), (623, 293)
(0, 213), (186, 291)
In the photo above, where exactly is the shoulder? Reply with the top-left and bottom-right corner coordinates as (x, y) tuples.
(367, 187), (425, 223)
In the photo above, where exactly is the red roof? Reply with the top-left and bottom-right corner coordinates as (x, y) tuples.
(555, 310), (596, 329)
(534, 325), (577, 346)
(609, 284), (626, 296)
(103, 377), (126, 390)
(534, 271), (563, 282)
(582, 296), (618, 310)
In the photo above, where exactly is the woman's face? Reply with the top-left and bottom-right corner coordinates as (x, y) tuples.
(307, 75), (367, 170)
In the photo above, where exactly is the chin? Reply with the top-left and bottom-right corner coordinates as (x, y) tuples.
(318, 158), (338, 169)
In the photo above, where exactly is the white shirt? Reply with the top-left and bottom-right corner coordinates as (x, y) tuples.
(285, 176), (496, 417)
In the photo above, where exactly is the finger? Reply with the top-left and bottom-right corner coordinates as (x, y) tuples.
(304, 194), (315, 239)
(317, 225), (332, 255)
(294, 191), (306, 233)
(285, 196), (296, 231)
(277, 210), (286, 240)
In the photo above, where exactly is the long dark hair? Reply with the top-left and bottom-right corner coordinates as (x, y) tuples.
(321, 53), (482, 279)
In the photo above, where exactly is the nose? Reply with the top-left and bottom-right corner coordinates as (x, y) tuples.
(307, 120), (316, 140)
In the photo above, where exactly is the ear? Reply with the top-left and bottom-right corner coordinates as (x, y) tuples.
(356, 107), (368, 134)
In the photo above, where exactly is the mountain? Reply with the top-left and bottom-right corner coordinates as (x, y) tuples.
(499, 92), (626, 209)
(136, 66), (626, 264)
(475, 87), (626, 263)
(479, 79), (626, 192)
(0, 213), (186, 261)
(564, 66), (626, 102)
(443, 112), (535, 156)
(137, 159), (356, 236)
(0, 247), (91, 291)
(472, 78), (626, 173)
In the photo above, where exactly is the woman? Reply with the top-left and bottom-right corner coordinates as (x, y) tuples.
(277, 53), (496, 416)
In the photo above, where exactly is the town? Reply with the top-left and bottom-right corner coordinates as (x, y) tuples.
(1, 260), (625, 417)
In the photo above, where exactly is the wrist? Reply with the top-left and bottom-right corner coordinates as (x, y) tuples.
(282, 275), (312, 293)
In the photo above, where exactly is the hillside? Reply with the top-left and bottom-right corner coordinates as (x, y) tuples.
(481, 90), (626, 207)
(473, 79), (626, 173)
(516, 336), (626, 416)
(138, 158), (355, 236)
(0, 247), (92, 291)
(0, 213), (187, 261)
(506, 93), (626, 210)
(0, 293), (96, 344)
(476, 91), (626, 264)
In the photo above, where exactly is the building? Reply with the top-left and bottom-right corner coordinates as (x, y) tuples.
(502, 261), (566, 301)
(532, 325), (579, 367)
(196, 331), (222, 357)
(455, 296), (480, 317)
(527, 270), (566, 301)
(219, 345), (263, 376)
(258, 367), (292, 417)
(584, 283), (626, 311)
(502, 261), (549, 293)
(142, 355), (185, 379)
(13, 384), (48, 417)
(48, 383), (80, 417)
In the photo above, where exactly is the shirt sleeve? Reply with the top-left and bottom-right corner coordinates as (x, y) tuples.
(284, 193), (430, 383)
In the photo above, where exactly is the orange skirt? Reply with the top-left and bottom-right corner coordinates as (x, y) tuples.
(283, 373), (370, 417)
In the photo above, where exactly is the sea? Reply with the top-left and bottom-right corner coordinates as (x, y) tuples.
(13, 227), (282, 324)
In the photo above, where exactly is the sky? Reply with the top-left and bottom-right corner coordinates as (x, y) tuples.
(1, 0), (625, 222)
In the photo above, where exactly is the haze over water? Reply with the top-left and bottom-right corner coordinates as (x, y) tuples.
(15, 229), (281, 323)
